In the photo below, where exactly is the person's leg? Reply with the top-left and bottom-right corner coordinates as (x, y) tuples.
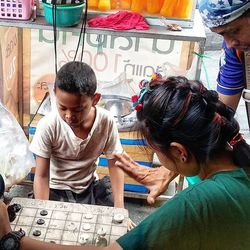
(49, 189), (75, 202)
(93, 176), (114, 207)
(75, 182), (96, 204)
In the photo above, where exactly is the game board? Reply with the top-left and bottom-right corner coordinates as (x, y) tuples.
(10, 197), (128, 246)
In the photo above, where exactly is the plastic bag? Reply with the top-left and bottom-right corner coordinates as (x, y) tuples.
(97, 72), (137, 98)
(0, 102), (35, 189)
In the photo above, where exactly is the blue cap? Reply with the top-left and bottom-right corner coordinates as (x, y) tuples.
(198, 0), (250, 28)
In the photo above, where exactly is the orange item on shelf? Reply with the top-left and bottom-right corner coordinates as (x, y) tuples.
(160, 0), (178, 17)
(89, 0), (99, 9)
(174, 0), (193, 19)
(159, 0), (164, 6)
(131, 0), (145, 13)
(98, 0), (111, 11)
(120, 0), (131, 9)
(147, 0), (162, 14)
(111, 0), (117, 9)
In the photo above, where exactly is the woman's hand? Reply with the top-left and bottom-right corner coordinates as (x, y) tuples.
(127, 218), (136, 231)
(114, 152), (178, 204)
(0, 201), (12, 239)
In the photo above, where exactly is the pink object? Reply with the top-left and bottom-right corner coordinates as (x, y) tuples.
(88, 11), (149, 30)
(0, 0), (33, 20)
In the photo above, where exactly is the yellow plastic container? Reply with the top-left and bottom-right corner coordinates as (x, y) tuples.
(98, 0), (111, 11)
(120, 0), (131, 9)
(111, 0), (117, 9)
(89, 0), (99, 9)
(147, 0), (162, 14)
(131, 0), (145, 13)
(160, 0), (178, 17)
(89, 0), (195, 24)
(173, 0), (193, 19)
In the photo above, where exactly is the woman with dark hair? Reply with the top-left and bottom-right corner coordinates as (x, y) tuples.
(114, 76), (250, 249)
(0, 76), (250, 249)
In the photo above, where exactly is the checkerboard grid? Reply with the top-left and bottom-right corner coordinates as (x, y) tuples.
(12, 207), (112, 245)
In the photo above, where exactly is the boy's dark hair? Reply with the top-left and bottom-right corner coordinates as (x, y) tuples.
(136, 76), (250, 168)
(55, 61), (97, 96)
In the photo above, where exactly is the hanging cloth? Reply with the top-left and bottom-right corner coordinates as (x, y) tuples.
(88, 10), (149, 30)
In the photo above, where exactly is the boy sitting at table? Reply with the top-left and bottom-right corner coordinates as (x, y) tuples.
(29, 62), (134, 228)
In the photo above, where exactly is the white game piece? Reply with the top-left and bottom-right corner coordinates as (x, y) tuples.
(67, 222), (76, 231)
(113, 213), (125, 223)
(82, 223), (91, 231)
(97, 227), (106, 237)
(85, 213), (94, 219)
(79, 234), (90, 245)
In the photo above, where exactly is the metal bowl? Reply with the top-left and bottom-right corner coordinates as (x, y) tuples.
(100, 95), (133, 118)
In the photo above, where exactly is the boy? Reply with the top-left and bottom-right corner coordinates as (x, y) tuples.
(29, 61), (125, 209)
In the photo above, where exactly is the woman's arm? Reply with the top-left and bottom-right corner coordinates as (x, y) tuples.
(20, 237), (122, 250)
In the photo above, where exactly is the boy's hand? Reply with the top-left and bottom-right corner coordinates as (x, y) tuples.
(114, 152), (178, 204)
(0, 201), (12, 238)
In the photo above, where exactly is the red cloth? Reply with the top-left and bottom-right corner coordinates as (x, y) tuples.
(88, 11), (149, 30)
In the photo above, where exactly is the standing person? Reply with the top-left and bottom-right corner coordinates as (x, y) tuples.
(198, 0), (250, 111)
(29, 61), (135, 229)
(1, 76), (250, 249)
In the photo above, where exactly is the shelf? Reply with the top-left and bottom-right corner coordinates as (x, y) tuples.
(0, 10), (206, 42)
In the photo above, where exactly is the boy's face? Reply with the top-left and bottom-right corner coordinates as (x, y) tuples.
(55, 87), (100, 128)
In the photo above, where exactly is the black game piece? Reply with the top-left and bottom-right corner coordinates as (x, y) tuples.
(37, 218), (45, 225)
(33, 230), (41, 237)
(40, 210), (48, 216)
(13, 204), (22, 213)
(7, 204), (22, 222)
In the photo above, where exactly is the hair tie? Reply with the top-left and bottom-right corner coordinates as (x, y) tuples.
(229, 133), (244, 147)
(173, 91), (192, 126)
(131, 72), (162, 111)
(213, 112), (222, 124)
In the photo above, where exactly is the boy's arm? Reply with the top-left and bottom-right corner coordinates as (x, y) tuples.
(107, 159), (124, 208)
(33, 156), (50, 200)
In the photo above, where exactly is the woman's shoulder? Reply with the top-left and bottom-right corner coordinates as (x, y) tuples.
(177, 169), (250, 204)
